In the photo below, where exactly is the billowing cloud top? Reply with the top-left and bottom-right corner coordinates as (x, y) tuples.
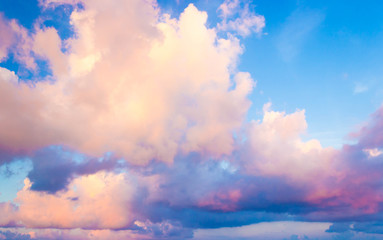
(0, 0), (383, 239)
(0, 0), (255, 165)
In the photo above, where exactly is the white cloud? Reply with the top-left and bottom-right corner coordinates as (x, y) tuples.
(217, 0), (265, 37)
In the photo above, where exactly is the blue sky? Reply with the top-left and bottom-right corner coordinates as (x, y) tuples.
(240, 0), (383, 147)
(158, 0), (383, 147)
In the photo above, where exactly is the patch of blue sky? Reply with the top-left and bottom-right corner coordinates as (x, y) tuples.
(0, 54), (32, 80)
(45, 146), (119, 165)
(0, 0), (76, 81)
(0, 54), (54, 82)
(0, 0), (76, 40)
(39, 4), (77, 42)
(47, 145), (85, 164)
(0, 0), (40, 29)
(0, 158), (32, 202)
(238, 0), (383, 148)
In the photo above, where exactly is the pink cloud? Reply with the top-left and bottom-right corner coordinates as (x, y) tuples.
(10, 172), (136, 229)
(0, 14), (14, 62)
(2, 0), (383, 239)
(0, 1), (254, 165)
(217, 0), (265, 37)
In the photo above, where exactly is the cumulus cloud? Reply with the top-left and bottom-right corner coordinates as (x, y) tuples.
(3, 104), (383, 238)
(2, 0), (383, 239)
(13, 171), (137, 229)
(0, 157), (294, 231)
(0, 0), (255, 165)
(240, 105), (341, 210)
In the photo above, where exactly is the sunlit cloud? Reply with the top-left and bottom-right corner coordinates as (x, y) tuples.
(1, 0), (383, 239)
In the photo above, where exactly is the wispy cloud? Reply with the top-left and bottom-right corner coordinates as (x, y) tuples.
(276, 8), (325, 62)
(354, 82), (369, 94)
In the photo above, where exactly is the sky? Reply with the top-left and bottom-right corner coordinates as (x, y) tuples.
(1, 0), (383, 239)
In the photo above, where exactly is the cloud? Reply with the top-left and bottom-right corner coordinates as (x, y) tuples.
(0, 226), (192, 240)
(243, 106), (338, 185)
(217, 0), (265, 37)
(352, 222), (383, 235)
(354, 82), (369, 94)
(0, 14), (15, 62)
(2, 105), (383, 238)
(0, 0), (254, 165)
(326, 222), (383, 239)
(2, 0), (383, 239)
(363, 148), (383, 158)
(277, 8), (325, 61)
(194, 221), (331, 240)
(0, 15), (36, 71)
(349, 106), (383, 149)
(326, 222), (352, 233)
(0, 230), (32, 240)
(13, 171), (137, 230)
(0, 203), (18, 228)
(26, 146), (119, 193)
